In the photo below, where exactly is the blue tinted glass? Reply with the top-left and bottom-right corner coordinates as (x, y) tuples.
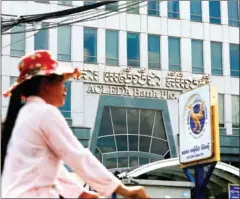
(118, 157), (128, 168)
(230, 44), (240, 77)
(116, 135), (128, 151)
(104, 158), (117, 169)
(139, 157), (149, 165)
(169, 37), (181, 71)
(209, 0), (221, 24)
(211, 42), (222, 75)
(192, 40), (203, 74)
(10, 25), (25, 56)
(190, 0), (202, 22)
(98, 107), (113, 136)
(168, 1), (179, 19)
(148, 0), (160, 16)
(57, 26), (71, 61)
(97, 137), (116, 153)
(105, 2), (118, 11)
(228, 0), (239, 27)
(148, 35), (160, 69)
(34, 22), (49, 50)
(127, 1), (139, 14)
(106, 30), (118, 66)
(84, 28), (97, 63)
(84, 1), (95, 5)
(127, 33), (140, 67)
(59, 81), (71, 118)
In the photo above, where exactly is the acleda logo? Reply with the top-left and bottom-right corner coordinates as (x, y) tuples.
(184, 94), (208, 139)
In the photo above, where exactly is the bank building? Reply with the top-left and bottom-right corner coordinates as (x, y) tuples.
(1, 1), (239, 198)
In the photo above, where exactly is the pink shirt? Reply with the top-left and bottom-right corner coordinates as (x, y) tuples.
(2, 96), (121, 198)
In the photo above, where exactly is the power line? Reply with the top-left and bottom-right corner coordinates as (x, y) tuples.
(2, 1), (148, 49)
(1, 1), (117, 33)
(3, 1), (146, 35)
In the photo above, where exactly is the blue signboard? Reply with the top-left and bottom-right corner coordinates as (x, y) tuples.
(229, 184), (240, 199)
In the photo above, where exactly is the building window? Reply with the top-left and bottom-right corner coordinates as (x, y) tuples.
(105, 2), (118, 11)
(127, 1), (139, 14)
(192, 39), (203, 74)
(190, 0), (202, 22)
(228, 0), (239, 27)
(218, 94), (224, 128)
(232, 95), (239, 129)
(106, 30), (118, 66)
(59, 81), (71, 118)
(148, 34), (160, 70)
(209, 0), (221, 24)
(34, 22), (49, 50)
(127, 32), (140, 67)
(58, 1), (72, 6)
(35, 0), (49, 3)
(230, 44), (240, 77)
(168, 0), (179, 19)
(148, 0), (160, 16)
(168, 37), (181, 71)
(57, 26), (71, 61)
(211, 42), (222, 75)
(95, 107), (169, 169)
(84, 1), (95, 6)
(84, 28), (97, 64)
(10, 25), (25, 57)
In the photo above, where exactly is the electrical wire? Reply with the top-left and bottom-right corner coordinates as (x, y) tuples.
(2, 1), (148, 49)
(3, 0), (147, 35)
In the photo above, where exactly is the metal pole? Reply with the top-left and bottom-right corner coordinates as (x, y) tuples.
(194, 165), (205, 199)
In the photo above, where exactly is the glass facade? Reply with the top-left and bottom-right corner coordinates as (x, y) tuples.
(59, 81), (71, 118)
(192, 39), (203, 74)
(169, 37), (181, 71)
(209, 0), (221, 24)
(84, 28), (97, 64)
(95, 107), (169, 169)
(211, 42), (222, 75)
(230, 44), (240, 77)
(105, 2), (118, 11)
(190, 0), (202, 22)
(148, 0), (160, 16)
(106, 30), (118, 66)
(58, 0), (72, 6)
(10, 25), (25, 57)
(127, 32), (140, 67)
(148, 34), (160, 69)
(228, 0), (239, 27)
(168, 1), (179, 19)
(127, 1), (139, 14)
(232, 96), (239, 129)
(34, 22), (49, 50)
(57, 25), (71, 61)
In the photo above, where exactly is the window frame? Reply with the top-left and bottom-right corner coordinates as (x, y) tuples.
(127, 32), (140, 67)
(84, 27), (98, 64)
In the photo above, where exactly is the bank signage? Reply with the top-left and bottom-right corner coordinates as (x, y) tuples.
(179, 84), (212, 163)
(229, 184), (240, 199)
(79, 67), (211, 100)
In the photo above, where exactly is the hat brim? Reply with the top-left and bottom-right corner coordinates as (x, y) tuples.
(3, 65), (77, 97)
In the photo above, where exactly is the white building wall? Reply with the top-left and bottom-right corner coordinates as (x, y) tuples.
(1, 1), (239, 139)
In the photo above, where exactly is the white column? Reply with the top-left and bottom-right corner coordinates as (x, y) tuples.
(180, 1), (190, 20)
(119, 31), (127, 67)
(181, 38), (191, 73)
(49, 28), (57, 59)
(140, 33), (148, 68)
(72, 25), (83, 62)
(202, 1), (209, 23)
(71, 81), (84, 126)
(222, 42), (230, 76)
(25, 31), (34, 53)
(161, 36), (168, 71)
(160, 1), (167, 17)
(203, 40), (211, 74)
(97, 28), (105, 65)
(221, 1), (228, 25)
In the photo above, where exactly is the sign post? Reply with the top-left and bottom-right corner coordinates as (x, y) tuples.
(178, 84), (220, 199)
